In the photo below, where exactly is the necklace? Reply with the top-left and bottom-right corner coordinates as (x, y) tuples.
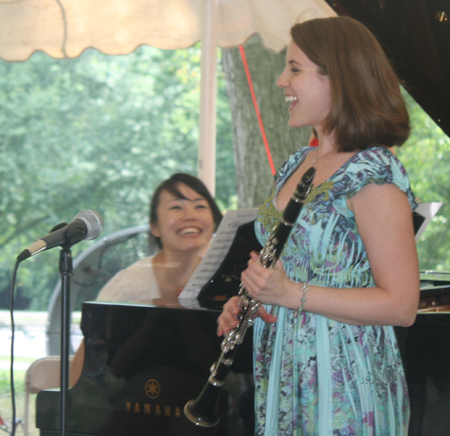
(312, 145), (335, 164)
(312, 146), (321, 164)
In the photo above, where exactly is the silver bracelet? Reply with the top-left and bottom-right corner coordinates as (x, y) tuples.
(293, 282), (309, 318)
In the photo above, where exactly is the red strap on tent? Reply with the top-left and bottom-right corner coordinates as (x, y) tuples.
(239, 46), (276, 176)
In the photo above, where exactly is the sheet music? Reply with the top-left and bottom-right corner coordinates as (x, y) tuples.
(415, 202), (443, 242)
(178, 208), (258, 300)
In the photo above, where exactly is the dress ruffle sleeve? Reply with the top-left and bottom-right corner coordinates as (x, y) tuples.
(342, 147), (417, 211)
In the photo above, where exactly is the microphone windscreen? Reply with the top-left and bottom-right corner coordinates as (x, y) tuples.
(74, 210), (104, 240)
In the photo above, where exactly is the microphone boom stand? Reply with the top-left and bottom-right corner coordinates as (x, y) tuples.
(59, 247), (73, 436)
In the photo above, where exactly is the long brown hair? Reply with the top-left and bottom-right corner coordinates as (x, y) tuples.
(291, 16), (410, 151)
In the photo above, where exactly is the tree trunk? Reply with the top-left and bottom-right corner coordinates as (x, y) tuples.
(221, 35), (310, 208)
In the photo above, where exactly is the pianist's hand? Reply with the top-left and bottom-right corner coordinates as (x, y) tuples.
(217, 295), (277, 337)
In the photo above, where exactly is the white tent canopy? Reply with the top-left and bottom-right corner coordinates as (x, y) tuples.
(0, 0), (335, 192)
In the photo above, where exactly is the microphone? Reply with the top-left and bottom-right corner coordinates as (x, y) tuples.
(17, 210), (104, 262)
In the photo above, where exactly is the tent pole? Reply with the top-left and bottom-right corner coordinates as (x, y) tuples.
(198, 0), (218, 196)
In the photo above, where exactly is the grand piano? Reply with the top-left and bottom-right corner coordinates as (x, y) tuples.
(36, 1), (450, 435)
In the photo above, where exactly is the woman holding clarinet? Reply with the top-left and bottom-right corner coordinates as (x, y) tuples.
(218, 16), (420, 435)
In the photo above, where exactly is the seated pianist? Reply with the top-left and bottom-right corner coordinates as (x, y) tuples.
(70, 173), (223, 386)
(97, 172), (223, 302)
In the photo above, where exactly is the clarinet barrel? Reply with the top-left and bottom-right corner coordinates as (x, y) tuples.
(184, 166), (316, 427)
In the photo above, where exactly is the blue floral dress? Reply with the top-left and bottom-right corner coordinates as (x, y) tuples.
(253, 146), (417, 436)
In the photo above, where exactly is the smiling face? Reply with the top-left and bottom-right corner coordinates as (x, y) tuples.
(150, 183), (215, 255)
(277, 40), (332, 133)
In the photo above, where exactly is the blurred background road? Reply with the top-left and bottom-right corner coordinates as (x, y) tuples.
(0, 311), (48, 369)
(0, 310), (82, 363)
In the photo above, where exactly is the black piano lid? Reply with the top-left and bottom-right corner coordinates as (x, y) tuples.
(325, 0), (450, 138)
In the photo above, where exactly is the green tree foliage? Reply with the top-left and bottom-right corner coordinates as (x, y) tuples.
(397, 92), (450, 271)
(0, 45), (235, 310)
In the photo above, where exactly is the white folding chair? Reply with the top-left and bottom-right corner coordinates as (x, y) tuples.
(23, 356), (73, 436)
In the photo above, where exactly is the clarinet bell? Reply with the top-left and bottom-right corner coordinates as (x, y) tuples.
(184, 382), (222, 427)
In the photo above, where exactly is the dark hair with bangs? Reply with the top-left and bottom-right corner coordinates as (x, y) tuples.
(150, 173), (222, 247)
(290, 16), (410, 152)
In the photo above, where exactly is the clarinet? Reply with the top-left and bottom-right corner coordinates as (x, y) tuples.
(184, 166), (315, 427)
